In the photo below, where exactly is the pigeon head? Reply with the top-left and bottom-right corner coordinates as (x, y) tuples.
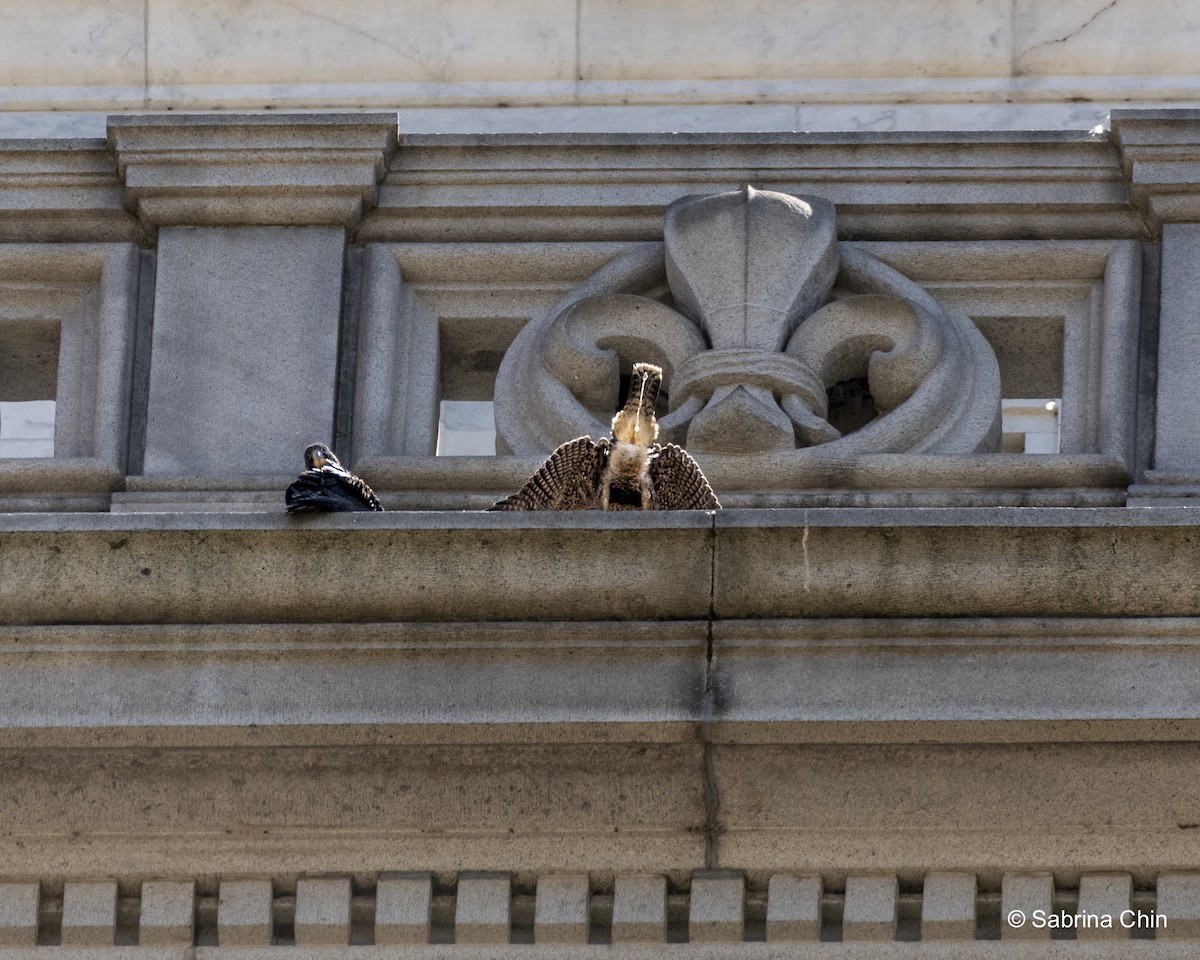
(304, 443), (341, 471)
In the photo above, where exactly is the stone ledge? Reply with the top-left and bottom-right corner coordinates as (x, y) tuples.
(3, 508), (1200, 626)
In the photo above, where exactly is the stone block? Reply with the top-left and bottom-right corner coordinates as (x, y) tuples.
(142, 225), (345, 477)
(765, 875), (821, 941)
(920, 873), (976, 941)
(60, 880), (117, 946)
(1001, 873), (1053, 941)
(841, 875), (897, 942)
(454, 874), (510, 945)
(138, 880), (195, 946)
(1076, 873), (1131, 940)
(217, 879), (273, 946)
(294, 877), (351, 946)
(0, 883), (39, 946)
(533, 875), (590, 945)
(1156, 872), (1200, 939)
(611, 875), (667, 944)
(375, 874), (432, 946)
(688, 873), (744, 943)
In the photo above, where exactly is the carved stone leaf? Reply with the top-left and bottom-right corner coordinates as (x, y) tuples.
(543, 294), (708, 419)
(664, 186), (839, 351)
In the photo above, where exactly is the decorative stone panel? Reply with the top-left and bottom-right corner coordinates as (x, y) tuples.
(494, 186), (1002, 458)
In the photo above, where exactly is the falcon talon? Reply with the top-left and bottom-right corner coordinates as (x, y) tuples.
(285, 443), (383, 513)
(489, 362), (720, 512)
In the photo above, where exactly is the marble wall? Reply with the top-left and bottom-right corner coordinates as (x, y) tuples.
(4, 0), (1200, 136)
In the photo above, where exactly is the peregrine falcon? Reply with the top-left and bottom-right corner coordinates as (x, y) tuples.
(489, 363), (720, 511)
(285, 443), (383, 513)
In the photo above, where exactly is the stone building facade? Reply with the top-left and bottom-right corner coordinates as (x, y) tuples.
(4, 2), (1200, 956)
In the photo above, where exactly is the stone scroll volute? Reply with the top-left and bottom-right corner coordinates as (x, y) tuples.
(494, 187), (1001, 457)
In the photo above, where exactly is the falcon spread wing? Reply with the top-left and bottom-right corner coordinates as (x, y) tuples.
(285, 443), (383, 513)
(649, 443), (721, 510)
(488, 362), (721, 511)
(487, 436), (608, 511)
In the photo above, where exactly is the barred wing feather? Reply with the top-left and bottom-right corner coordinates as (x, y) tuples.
(650, 443), (720, 510)
(488, 437), (607, 511)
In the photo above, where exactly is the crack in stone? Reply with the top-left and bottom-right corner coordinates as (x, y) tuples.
(1015, 0), (1119, 70)
(274, 0), (436, 75)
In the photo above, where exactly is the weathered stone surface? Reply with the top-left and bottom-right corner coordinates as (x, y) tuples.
(841, 875), (897, 942)
(765, 875), (821, 942)
(0, 883), (38, 946)
(611, 876), (667, 944)
(533, 875), (590, 945)
(60, 881), (116, 946)
(713, 744), (1200, 878)
(0, 513), (715, 626)
(688, 873), (744, 943)
(454, 874), (510, 944)
(1156, 872), (1200, 939)
(713, 508), (1200, 619)
(13, 507), (1200, 624)
(217, 881), (272, 946)
(711, 617), (1200, 735)
(374, 874), (432, 946)
(920, 873), (976, 941)
(142, 226), (345, 477)
(1001, 874), (1053, 941)
(293, 877), (350, 946)
(0, 745), (705, 880)
(138, 881), (195, 946)
(1076, 873), (1131, 941)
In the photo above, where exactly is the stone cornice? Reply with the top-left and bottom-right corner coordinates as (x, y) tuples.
(107, 113), (398, 230)
(0, 139), (144, 242)
(364, 131), (1142, 243)
(1111, 109), (1200, 226)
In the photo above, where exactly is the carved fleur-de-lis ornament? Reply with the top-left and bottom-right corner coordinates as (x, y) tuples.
(494, 186), (1000, 458)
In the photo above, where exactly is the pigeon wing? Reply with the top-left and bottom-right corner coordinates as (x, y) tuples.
(286, 466), (383, 513)
(488, 437), (606, 511)
(649, 443), (720, 510)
